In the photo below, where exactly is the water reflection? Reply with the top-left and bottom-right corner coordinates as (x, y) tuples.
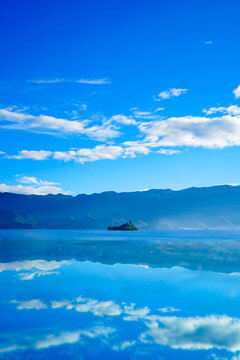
(1, 230), (240, 359)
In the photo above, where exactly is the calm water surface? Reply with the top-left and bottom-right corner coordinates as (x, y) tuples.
(1, 230), (240, 359)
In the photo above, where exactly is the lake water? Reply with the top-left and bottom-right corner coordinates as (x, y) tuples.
(1, 230), (240, 359)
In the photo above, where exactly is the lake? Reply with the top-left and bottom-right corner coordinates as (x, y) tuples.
(1, 230), (240, 359)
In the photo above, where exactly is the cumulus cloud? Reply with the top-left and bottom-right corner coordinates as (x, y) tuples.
(233, 86), (240, 99)
(29, 78), (111, 85)
(154, 88), (188, 101)
(0, 183), (70, 195)
(140, 315), (240, 352)
(0, 108), (119, 141)
(138, 114), (240, 149)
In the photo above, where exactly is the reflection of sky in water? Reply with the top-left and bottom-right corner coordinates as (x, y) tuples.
(2, 231), (240, 359)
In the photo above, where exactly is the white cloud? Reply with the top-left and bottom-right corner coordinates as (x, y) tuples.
(75, 296), (122, 316)
(11, 299), (47, 310)
(112, 340), (136, 351)
(0, 326), (115, 354)
(233, 86), (240, 99)
(35, 325), (115, 349)
(138, 114), (240, 149)
(35, 330), (82, 349)
(51, 300), (74, 310)
(154, 88), (188, 101)
(204, 41), (213, 45)
(29, 78), (111, 85)
(5, 140), (180, 165)
(110, 114), (137, 125)
(0, 260), (70, 272)
(158, 306), (180, 313)
(0, 174), (70, 195)
(155, 107), (165, 112)
(53, 145), (124, 163)
(0, 108), (119, 141)
(203, 105), (240, 115)
(157, 149), (180, 155)
(51, 295), (122, 317)
(130, 109), (160, 120)
(10, 150), (52, 160)
(76, 78), (111, 84)
(0, 345), (26, 354)
(29, 78), (65, 84)
(18, 270), (58, 280)
(0, 183), (70, 195)
(123, 303), (150, 321)
(123, 141), (152, 158)
(16, 175), (58, 186)
(140, 314), (240, 352)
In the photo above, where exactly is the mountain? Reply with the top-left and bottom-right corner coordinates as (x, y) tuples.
(1, 185), (240, 229)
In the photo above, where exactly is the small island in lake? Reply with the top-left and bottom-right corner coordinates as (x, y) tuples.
(107, 221), (138, 231)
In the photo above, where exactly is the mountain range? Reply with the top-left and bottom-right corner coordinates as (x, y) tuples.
(1, 185), (240, 229)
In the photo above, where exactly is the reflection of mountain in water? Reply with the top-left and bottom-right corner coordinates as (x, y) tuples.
(1, 230), (240, 273)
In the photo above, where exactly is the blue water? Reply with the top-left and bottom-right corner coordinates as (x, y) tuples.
(1, 230), (240, 359)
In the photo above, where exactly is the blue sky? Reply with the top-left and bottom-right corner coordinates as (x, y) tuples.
(0, 0), (240, 195)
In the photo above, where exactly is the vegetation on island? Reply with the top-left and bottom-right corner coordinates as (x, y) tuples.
(107, 221), (138, 231)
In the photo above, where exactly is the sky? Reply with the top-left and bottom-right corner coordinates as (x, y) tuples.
(0, 0), (240, 195)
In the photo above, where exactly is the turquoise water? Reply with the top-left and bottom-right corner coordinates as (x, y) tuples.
(1, 230), (240, 359)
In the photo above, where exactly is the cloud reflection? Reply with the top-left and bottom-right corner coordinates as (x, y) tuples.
(140, 315), (240, 352)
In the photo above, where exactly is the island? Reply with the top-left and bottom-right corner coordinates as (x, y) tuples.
(107, 221), (138, 231)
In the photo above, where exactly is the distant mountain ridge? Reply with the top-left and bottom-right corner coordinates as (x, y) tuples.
(1, 185), (240, 229)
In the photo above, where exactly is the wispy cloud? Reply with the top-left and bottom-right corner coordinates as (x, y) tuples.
(204, 41), (213, 45)
(29, 78), (111, 85)
(16, 175), (59, 186)
(76, 78), (111, 84)
(153, 88), (188, 101)
(0, 108), (119, 141)
(0, 326), (115, 354)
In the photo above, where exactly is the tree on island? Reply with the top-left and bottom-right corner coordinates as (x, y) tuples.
(107, 221), (138, 231)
